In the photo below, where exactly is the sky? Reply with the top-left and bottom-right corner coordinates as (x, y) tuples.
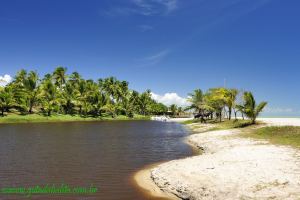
(0, 0), (300, 116)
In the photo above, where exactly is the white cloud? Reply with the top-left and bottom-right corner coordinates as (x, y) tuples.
(263, 107), (294, 114)
(0, 74), (12, 87)
(104, 0), (179, 17)
(133, 0), (178, 15)
(136, 49), (170, 67)
(159, 0), (178, 13)
(139, 24), (154, 32)
(151, 92), (190, 107)
(145, 49), (169, 61)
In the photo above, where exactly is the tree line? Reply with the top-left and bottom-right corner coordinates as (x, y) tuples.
(185, 88), (267, 124)
(0, 67), (267, 123)
(0, 67), (168, 117)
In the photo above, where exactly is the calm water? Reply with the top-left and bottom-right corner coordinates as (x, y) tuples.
(0, 121), (193, 200)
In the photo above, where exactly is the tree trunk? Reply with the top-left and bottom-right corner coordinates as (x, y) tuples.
(228, 107), (232, 120)
(224, 107), (228, 119)
(1, 108), (4, 116)
(219, 111), (222, 122)
(29, 104), (33, 114)
(242, 112), (244, 120)
(48, 110), (51, 116)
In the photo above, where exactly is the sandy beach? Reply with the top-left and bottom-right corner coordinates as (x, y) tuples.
(134, 118), (300, 200)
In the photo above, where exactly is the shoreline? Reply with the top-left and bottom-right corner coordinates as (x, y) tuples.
(0, 114), (150, 124)
(132, 123), (204, 200)
(134, 118), (300, 200)
(133, 163), (179, 200)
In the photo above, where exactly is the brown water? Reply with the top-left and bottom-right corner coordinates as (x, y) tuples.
(0, 120), (193, 200)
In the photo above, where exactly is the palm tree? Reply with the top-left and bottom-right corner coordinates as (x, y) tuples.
(177, 107), (183, 116)
(186, 89), (204, 113)
(224, 88), (238, 120)
(53, 67), (67, 89)
(90, 90), (107, 116)
(0, 86), (15, 116)
(102, 102), (116, 118)
(76, 79), (87, 115)
(61, 82), (76, 114)
(238, 92), (267, 124)
(69, 71), (81, 84)
(40, 80), (59, 116)
(129, 90), (140, 114)
(169, 104), (178, 116)
(139, 90), (152, 115)
(23, 71), (40, 114)
(101, 77), (117, 99)
(14, 69), (27, 86)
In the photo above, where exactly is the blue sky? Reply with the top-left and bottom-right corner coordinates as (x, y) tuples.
(0, 0), (299, 116)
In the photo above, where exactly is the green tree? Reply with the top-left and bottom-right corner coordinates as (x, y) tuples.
(40, 79), (59, 116)
(224, 88), (238, 120)
(53, 66), (67, 89)
(204, 88), (226, 122)
(138, 90), (152, 115)
(186, 89), (204, 113)
(0, 86), (15, 116)
(238, 92), (267, 124)
(169, 104), (178, 116)
(61, 82), (76, 114)
(23, 71), (40, 114)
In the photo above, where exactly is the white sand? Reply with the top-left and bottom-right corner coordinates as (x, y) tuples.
(135, 118), (300, 200)
(259, 117), (300, 126)
(168, 118), (193, 122)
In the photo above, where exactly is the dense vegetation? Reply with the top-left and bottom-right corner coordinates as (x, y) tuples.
(0, 68), (268, 124)
(0, 67), (168, 118)
(185, 88), (267, 124)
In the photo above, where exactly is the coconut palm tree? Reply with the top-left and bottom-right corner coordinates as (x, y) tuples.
(177, 107), (183, 116)
(40, 79), (59, 116)
(101, 77), (117, 100)
(0, 86), (15, 116)
(186, 89), (204, 113)
(23, 71), (40, 114)
(76, 79), (87, 115)
(14, 69), (27, 86)
(61, 82), (76, 114)
(169, 104), (178, 116)
(69, 71), (81, 84)
(238, 92), (267, 124)
(129, 90), (140, 114)
(53, 66), (67, 89)
(224, 88), (238, 120)
(138, 90), (152, 115)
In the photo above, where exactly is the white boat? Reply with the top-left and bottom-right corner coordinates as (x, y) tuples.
(151, 116), (171, 122)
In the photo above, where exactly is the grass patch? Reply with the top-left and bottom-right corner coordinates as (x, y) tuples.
(211, 120), (254, 130)
(0, 113), (150, 124)
(181, 119), (203, 125)
(244, 126), (300, 148)
(182, 119), (255, 132)
(182, 119), (253, 129)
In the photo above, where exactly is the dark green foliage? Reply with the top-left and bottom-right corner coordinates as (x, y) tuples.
(0, 67), (167, 118)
